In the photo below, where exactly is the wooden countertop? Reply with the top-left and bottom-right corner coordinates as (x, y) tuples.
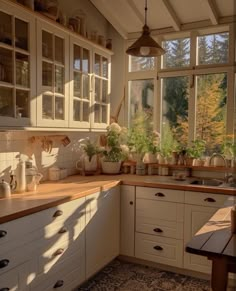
(0, 174), (235, 224)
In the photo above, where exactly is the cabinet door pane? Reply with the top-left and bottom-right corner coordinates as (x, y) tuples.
(16, 89), (29, 117)
(83, 75), (89, 99)
(82, 48), (89, 73)
(42, 94), (53, 119)
(15, 18), (28, 51)
(16, 53), (29, 87)
(0, 48), (13, 83)
(95, 77), (100, 101)
(73, 100), (80, 121)
(42, 31), (53, 60)
(55, 96), (64, 120)
(102, 57), (108, 78)
(55, 66), (64, 94)
(55, 36), (64, 64)
(74, 45), (81, 70)
(102, 80), (107, 102)
(94, 104), (100, 122)
(94, 54), (100, 75)
(42, 62), (53, 87)
(82, 102), (89, 122)
(101, 105), (107, 123)
(0, 11), (12, 46)
(0, 87), (13, 116)
(74, 72), (81, 97)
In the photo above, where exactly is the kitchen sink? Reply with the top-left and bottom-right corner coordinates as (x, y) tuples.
(190, 179), (223, 187)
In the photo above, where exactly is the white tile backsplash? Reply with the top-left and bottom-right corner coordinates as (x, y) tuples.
(0, 130), (101, 183)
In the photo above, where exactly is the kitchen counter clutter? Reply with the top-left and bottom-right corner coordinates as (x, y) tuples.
(0, 174), (235, 223)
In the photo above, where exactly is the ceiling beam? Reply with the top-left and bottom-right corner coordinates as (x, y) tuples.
(203, 0), (219, 25)
(90, 0), (128, 39)
(161, 0), (181, 31)
(126, 0), (145, 25)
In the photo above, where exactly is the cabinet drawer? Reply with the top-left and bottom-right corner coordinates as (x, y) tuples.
(135, 232), (183, 268)
(185, 191), (228, 207)
(136, 187), (184, 203)
(136, 199), (184, 239)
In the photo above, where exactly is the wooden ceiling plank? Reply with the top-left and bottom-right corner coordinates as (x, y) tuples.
(161, 0), (181, 31)
(90, 0), (128, 39)
(126, 0), (145, 25)
(204, 0), (219, 25)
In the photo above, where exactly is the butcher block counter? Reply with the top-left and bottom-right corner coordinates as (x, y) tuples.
(0, 174), (235, 223)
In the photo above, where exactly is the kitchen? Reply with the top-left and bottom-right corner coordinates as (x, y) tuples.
(0, 0), (236, 290)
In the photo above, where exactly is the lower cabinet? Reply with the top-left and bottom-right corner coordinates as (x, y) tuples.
(85, 186), (120, 279)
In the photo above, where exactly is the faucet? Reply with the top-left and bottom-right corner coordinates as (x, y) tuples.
(209, 153), (231, 184)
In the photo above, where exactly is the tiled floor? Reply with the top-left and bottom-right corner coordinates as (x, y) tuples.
(78, 259), (211, 291)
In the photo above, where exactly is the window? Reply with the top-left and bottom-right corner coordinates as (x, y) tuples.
(196, 73), (227, 154)
(162, 76), (189, 145)
(162, 37), (190, 69)
(129, 56), (155, 72)
(197, 32), (229, 65)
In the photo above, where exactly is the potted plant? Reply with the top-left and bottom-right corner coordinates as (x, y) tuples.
(159, 124), (178, 164)
(100, 123), (128, 174)
(77, 137), (99, 173)
(143, 131), (160, 163)
(186, 139), (206, 166)
(221, 134), (236, 167)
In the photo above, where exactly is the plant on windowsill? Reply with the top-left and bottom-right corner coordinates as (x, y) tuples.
(186, 139), (206, 166)
(100, 123), (128, 174)
(221, 134), (236, 167)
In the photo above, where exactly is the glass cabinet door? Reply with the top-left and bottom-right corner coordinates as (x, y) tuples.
(0, 3), (36, 127)
(37, 20), (69, 127)
(92, 51), (110, 128)
(69, 37), (91, 128)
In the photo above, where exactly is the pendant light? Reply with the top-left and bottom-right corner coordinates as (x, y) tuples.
(126, 0), (165, 57)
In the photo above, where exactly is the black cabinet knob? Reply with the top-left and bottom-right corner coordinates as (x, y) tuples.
(58, 227), (67, 234)
(153, 228), (163, 233)
(53, 210), (63, 218)
(53, 280), (64, 288)
(129, 201), (134, 205)
(153, 245), (163, 251)
(0, 230), (7, 238)
(0, 259), (9, 269)
(155, 192), (165, 197)
(204, 197), (216, 202)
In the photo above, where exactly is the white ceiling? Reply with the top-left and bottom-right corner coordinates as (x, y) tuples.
(90, 0), (236, 38)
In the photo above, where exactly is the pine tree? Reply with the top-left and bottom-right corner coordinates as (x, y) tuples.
(198, 36), (210, 64)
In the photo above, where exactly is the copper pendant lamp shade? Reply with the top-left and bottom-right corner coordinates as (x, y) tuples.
(126, 0), (165, 57)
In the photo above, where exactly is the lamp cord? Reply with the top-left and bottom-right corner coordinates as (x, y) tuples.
(145, 0), (147, 25)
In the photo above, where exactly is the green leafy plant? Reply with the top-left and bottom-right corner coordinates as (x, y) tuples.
(78, 138), (98, 161)
(186, 139), (206, 159)
(221, 134), (236, 159)
(160, 123), (178, 158)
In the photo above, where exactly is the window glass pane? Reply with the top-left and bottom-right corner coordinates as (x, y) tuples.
(16, 90), (29, 118)
(94, 54), (100, 75)
(82, 48), (89, 73)
(0, 48), (12, 83)
(74, 72), (81, 97)
(55, 66), (64, 94)
(55, 36), (64, 64)
(101, 105), (107, 123)
(42, 31), (53, 60)
(0, 87), (13, 117)
(197, 32), (229, 65)
(15, 19), (28, 51)
(42, 94), (53, 119)
(74, 45), (81, 70)
(55, 97), (64, 120)
(102, 57), (108, 78)
(129, 56), (155, 72)
(128, 79), (154, 123)
(162, 77), (189, 146)
(82, 102), (89, 122)
(16, 53), (29, 87)
(42, 62), (52, 87)
(162, 38), (190, 68)
(196, 73), (227, 154)
(94, 104), (100, 122)
(0, 11), (12, 46)
(83, 75), (89, 99)
(102, 80), (107, 102)
(73, 100), (81, 121)
(95, 77), (100, 102)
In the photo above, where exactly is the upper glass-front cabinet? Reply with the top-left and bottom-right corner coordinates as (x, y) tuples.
(0, 1), (36, 127)
(37, 20), (69, 127)
(91, 49), (111, 129)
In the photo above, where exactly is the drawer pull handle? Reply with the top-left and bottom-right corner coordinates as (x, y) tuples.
(58, 227), (67, 234)
(53, 210), (63, 217)
(53, 280), (64, 288)
(153, 245), (163, 251)
(0, 259), (9, 269)
(0, 288), (10, 291)
(155, 192), (165, 197)
(153, 228), (163, 233)
(129, 201), (134, 205)
(53, 248), (64, 256)
(204, 197), (216, 203)
(0, 230), (7, 238)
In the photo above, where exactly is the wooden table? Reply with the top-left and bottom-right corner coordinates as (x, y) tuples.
(186, 204), (236, 291)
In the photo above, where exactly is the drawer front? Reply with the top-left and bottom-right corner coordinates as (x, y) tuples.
(136, 187), (184, 203)
(0, 267), (18, 291)
(0, 197), (85, 250)
(185, 191), (228, 207)
(135, 232), (183, 268)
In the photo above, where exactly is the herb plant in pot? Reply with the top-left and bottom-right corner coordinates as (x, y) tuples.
(143, 131), (160, 163)
(100, 123), (127, 174)
(186, 139), (206, 166)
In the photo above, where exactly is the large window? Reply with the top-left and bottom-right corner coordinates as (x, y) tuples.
(127, 26), (234, 153)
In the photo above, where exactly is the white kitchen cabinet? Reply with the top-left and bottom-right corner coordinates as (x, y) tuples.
(0, 0), (36, 127)
(184, 191), (229, 274)
(85, 186), (120, 279)
(120, 185), (135, 257)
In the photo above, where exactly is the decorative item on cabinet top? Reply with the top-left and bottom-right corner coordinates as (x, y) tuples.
(29, 135), (71, 153)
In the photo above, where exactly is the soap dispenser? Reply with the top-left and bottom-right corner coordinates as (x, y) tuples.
(16, 159), (26, 193)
